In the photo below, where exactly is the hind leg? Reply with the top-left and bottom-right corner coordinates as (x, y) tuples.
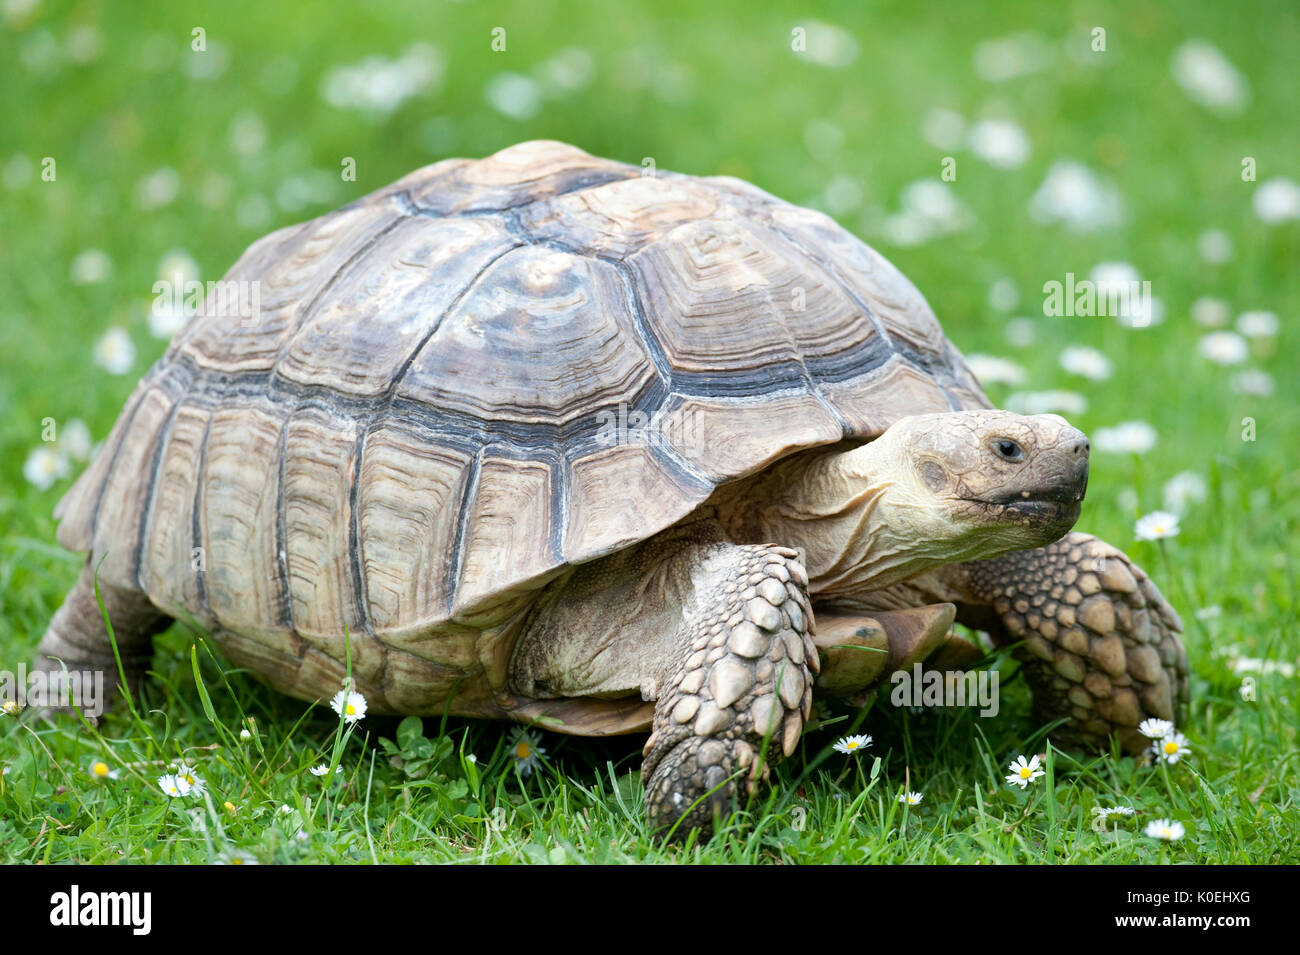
(32, 559), (170, 718)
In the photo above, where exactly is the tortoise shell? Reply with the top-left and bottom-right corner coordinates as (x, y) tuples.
(54, 141), (990, 722)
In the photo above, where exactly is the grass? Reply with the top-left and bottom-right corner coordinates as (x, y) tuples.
(1, 0), (1297, 863)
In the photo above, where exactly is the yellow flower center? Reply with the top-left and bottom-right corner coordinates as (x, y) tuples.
(845, 741), (860, 751)
(515, 742), (533, 759)
(92, 761), (109, 777)
(1019, 766), (1033, 778)
(231, 857), (244, 865)
(183, 773), (195, 784)
(1163, 741), (1179, 755)
(345, 703), (356, 715)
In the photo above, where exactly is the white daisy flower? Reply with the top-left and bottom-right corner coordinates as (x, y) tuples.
(88, 760), (120, 781)
(485, 72), (544, 121)
(1004, 390), (1088, 416)
(1162, 472), (1207, 516)
(1253, 177), (1300, 224)
(329, 684), (368, 723)
(59, 418), (94, 461)
(1003, 317), (1036, 347)
(1028, 161), (1123, 232)
(1198, 331), (1249, 365)
(897, 791), (924, 806)
(969, 118), (1030, 169)
(1152, 732), (1191, 764)
(791, 20), (859, 69)
(1090, 261), (1140, 296)
(1005, 754), (1045, 789)
(309, 763), (342, 777)
(1197, 229), (1232, 264)
(1138, 718), (1176, 739)
(988, 278), (1019, 312)
(510, 729), (547, 776)
(217, 850), (259, 865)
(1230, 369), (1274, 396)
(1091, 805), (1136, 818)
(1059, 345), (1113, 381)
(965, 354), (1027, 386)
(1135, 511), (1180, 541)
(921, 107), (965, 150)
(1, 700), (22, 717)
(23, 446), (69, 490)
(1236, 311), (1279, 339)
(239, 728), (252, 741)
(1145, 818), (1185, 841)
(94, 327), (136, 375)
(173, 763), (206, 796)
(1093, 420), (1157, 455)
(832, 734), (873, 755)
(158, 773), (192, 798)
(1191, 296), (1230, 327)
(1171, 40), (1248, 113)
(70, 248), (112, 284)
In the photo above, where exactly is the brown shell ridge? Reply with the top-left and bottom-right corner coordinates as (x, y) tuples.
(346, 426), (374, 636)
(269, 212), (410, 376)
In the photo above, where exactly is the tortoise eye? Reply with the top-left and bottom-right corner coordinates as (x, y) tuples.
(993, 438), (1024, 461)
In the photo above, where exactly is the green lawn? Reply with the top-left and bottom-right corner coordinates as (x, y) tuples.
(1, 0), (1296, 863)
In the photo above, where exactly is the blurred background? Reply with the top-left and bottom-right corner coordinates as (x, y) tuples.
(1, 0), (1296, 686)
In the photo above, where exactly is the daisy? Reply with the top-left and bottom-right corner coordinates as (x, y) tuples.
(329, 684), (368, 723)
(158, 773), (192, 798)
(1152, 732), (1191, 764)
(309, 763), (342, 777)
(59, 418), (94, 461)
(88, 760), (120, 781)
(1253, 177), (1300, 224)
(1005, 754), (1045, 789)
(217, 850), (259, 865)
(1236, 311), (1279, 339)
(1191, 297), (1230, 327)
(1, 700), (22, 717)
(1145, 818), (1185, 841)
(510, 730), (546, 776)
(897, 791), (924, 806)
(239, 728), (252, 741)
(1091, 805), (1136, 819)
(173, 762), (206, 796)
(1135, 511), (1180, 541)
(1162, 472), (1207, 515)
(1138, 718), (1175, 739)
(1198, 331), (1248, 365)
(94, 327), (136, 375)
(964, 354), (1027, 386)
(832, 734), (873, 755)
(1093, 421), (1157, 455)
(1059, 345), (1113, 381)
(23, 446), (69, 490)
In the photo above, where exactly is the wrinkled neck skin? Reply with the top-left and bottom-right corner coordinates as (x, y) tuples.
(715, 439), (997, 601)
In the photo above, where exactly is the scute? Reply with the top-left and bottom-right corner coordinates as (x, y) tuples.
(54, 141), (991, 696)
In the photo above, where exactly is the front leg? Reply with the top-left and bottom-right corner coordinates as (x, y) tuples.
(508, 530), (817, 838)
(641, 543), (817, 836)
(851, 532), (1188, 753)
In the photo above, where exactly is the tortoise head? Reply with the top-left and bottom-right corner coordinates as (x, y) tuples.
(865, 409), (1089, 552)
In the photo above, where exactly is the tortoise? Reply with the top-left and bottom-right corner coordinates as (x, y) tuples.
(35, 140), (1187, 834)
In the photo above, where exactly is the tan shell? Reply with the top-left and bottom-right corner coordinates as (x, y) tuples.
(53, 141), (990, 723)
